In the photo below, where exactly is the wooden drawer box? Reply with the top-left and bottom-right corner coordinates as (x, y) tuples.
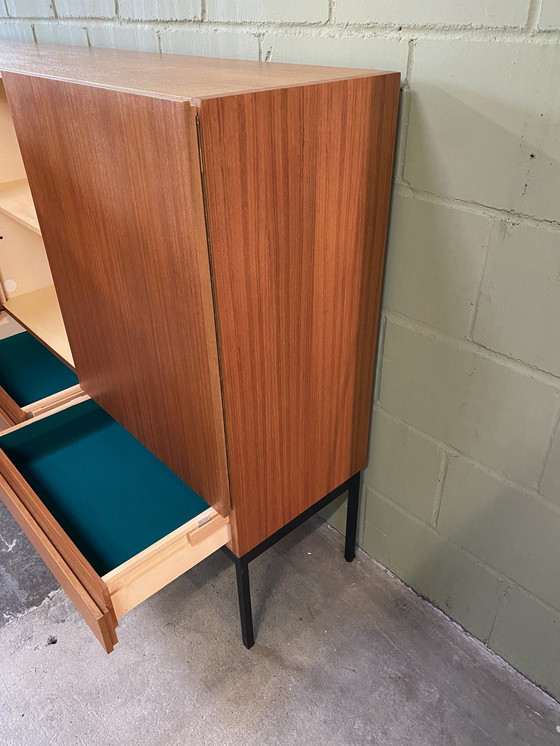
(0, 399), (230, 652)
(0, 330), (82, 428)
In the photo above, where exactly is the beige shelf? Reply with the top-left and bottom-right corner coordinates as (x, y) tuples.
(0, 179), (40, 234)
(3, 286), (74, 367)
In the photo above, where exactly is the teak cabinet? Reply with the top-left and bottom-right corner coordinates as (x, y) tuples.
(0, 41), (399, 652)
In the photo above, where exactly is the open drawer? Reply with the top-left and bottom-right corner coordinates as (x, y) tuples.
(0, 399), (230, 652)
(0, 330), (82, 429)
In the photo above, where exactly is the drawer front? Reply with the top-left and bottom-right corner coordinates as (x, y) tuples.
(0, 385), (27, 426)
(0, 454), (118, 652)
(0, 409), (230, 652)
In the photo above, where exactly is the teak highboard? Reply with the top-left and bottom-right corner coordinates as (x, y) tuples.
(0, 40), (399, 652)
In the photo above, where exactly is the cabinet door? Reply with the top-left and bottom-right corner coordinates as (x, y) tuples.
(3, 73), (230, 517)
(198, 74), (400, 554)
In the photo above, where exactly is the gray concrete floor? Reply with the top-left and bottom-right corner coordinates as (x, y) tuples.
(1, 503), (559, 746)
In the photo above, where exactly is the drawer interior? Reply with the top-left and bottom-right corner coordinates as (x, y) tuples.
(0, 399), (213, 576)
(0, 330), (77, 408)
(0, 398), (230, 651)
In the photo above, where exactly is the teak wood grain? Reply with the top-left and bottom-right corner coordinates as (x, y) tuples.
(0, 41), (395, 102)
(3, 73), (230, 517)
(199, 74), (400, 555)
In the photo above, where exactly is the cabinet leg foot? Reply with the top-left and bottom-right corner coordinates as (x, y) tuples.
(224, 470), (361, 645)
(344, 471), (361, 562)
(234, 555), (255, 648)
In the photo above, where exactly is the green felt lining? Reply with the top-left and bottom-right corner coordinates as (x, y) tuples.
(0, 399), (209, 575)
(0, 331), (78, 407)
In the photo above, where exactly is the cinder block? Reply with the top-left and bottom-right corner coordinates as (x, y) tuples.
(405, 39), (560, 223)
(34, 22), (89, 45)
(539, 0), (560, 29)
(56, 0), (115, 17)
(489, 585), (560, 699)
(206, 0), (328, 24)
(384, 194), (490, 337)
(119, 0), (200, 21)
(160, 27), (259, 61)
(539, 423), (560, 507)
(88, 23), (159, 52)
(379, 319), (558, 487)
(262, 33), (407, 79)
(335, 0), (530, 28)
(0, 21), (34, 39)
(438, 456), (560, 609)
(5, 0), (53, 16)
(364, 406), (442, 522)
(474, 223), (560, 376)
(361, 488), (502, 639)
(322, 403), (441, 533)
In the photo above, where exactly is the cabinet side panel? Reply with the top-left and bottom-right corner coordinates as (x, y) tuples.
(3, 73), (230, 516)
(199, 74), (400, 555)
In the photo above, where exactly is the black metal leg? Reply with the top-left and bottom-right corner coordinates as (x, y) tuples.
(234, 555), (255, 649)
(344, 471), (361, 562)
(224, 471), (362, 647)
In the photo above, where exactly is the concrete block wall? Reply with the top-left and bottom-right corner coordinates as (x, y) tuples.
(1, 0), (560, 700)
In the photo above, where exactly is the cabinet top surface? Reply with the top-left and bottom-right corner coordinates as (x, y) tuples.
(0, 40), (397, 101)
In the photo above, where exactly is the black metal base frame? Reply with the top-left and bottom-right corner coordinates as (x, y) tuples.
(222, 471), (361, 649)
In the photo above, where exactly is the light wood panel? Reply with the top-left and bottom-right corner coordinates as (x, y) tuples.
(199, 74), (400, 555)
(0, 179), (40, 233)
(0, 211), (53, 299)
(3, 285), (74, 367)
(0, 40), (395, 102)
(21, 383), (83, 417)
(103, 508), (230, 618)
(3, 72), (230, 517)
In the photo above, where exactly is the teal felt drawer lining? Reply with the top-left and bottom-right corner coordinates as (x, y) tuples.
(0, 399), (209, 576)
(0, 331), (78, 407)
